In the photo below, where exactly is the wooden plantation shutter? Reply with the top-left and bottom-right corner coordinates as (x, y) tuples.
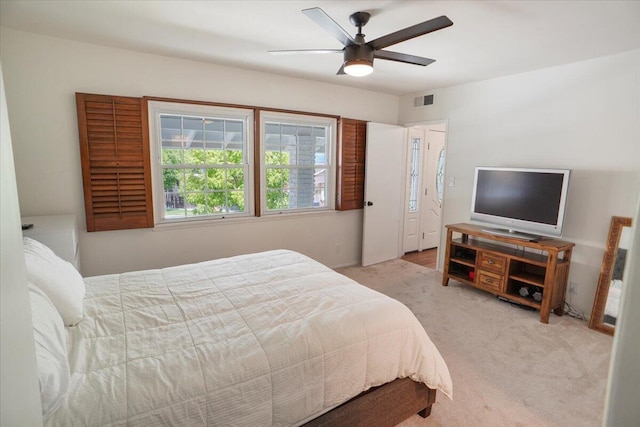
(76, 93), (153, 231)
(336, 118), (367, 210)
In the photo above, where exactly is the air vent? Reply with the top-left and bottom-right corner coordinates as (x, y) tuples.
(414, 94), (434, 107)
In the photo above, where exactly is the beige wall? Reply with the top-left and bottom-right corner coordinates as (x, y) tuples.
(399, 49), (640, 316)
(0, 27), (400, 276)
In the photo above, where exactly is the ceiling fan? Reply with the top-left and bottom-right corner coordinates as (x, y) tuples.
(269, 7), (453, 77)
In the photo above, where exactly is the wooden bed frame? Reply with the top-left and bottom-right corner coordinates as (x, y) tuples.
(303, 378), (437, 426)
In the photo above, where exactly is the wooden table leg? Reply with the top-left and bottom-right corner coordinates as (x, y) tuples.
(442, 228), (453, 286)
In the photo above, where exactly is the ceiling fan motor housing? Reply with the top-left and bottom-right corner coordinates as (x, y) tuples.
(344, 44), (374, 65)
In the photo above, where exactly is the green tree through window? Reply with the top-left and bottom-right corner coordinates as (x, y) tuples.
(160, 114), (292, 218)
(160, 114), (254, 218)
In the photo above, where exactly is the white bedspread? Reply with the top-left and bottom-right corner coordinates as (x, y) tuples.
(47, 250), (452, 426)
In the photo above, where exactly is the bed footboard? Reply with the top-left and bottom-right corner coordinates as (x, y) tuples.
(303, 378), (437, 427)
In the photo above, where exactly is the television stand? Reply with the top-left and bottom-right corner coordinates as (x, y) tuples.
(442, 223), (575, 323)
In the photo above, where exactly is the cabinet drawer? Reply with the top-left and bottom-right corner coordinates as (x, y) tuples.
(478, 252), (506, 273)
(477, 269), (504, 292)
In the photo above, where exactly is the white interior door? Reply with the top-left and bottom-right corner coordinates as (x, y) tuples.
(362, 122), (406, 266)
(421, 129), (446, 249)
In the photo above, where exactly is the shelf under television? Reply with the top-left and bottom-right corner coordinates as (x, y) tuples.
(443, 223), (574, 324)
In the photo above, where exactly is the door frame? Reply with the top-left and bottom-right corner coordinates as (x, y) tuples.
(401, 119), (449, 271)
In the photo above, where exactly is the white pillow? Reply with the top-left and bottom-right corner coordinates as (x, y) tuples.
(28, 283), (71, 418)
(23, 237), (85, 326)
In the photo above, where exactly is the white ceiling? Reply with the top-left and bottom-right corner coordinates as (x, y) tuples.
(1, 1), (639, 96)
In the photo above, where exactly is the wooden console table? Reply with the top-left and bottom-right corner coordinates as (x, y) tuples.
(442, 223), (575, 323)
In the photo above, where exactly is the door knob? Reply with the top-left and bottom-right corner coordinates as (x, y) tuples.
(366, 201), (374, 206)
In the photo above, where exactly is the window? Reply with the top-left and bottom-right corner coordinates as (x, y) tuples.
(436, 147), (446, 205)
(78, 94), (359, 230)
(148, 101), (254, 223)
(408, 137), (421, 212)
(261, 112), (336, 214)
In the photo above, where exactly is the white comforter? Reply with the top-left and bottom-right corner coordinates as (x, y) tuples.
(48, 250), (452, 426)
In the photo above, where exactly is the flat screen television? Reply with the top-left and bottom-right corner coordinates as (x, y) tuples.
(470, 167), (571, 239)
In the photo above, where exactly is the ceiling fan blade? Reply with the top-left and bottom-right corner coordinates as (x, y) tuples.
(303, 7), (356, 47)
(336, 64), (346, 75)
(269, 49), (343, 55)
(368, 15), (453, 50)
(374, 50), (435, 66)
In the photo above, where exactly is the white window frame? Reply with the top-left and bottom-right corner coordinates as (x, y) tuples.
(148, 100), (254, 224)
(260, 111), (336, 215)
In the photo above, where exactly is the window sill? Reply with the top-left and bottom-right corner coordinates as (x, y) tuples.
(152, 209), (341, 232)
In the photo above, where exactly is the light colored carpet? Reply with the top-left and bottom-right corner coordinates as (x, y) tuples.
(336, 259), (613, 427)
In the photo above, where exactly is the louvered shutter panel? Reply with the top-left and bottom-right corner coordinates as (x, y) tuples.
(76, 93), (153, 231)
(336, 118), (367, 210)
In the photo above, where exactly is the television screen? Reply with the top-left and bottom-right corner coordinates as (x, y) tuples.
(470, 167), (570, 238)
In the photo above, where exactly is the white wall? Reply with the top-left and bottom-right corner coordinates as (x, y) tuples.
(399, 50), (640, 317)
(0, 63), (43, 426)
(604, 191), (640, 426)
(0, 28), (400, 276)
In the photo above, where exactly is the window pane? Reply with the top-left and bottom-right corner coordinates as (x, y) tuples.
(204, 147), (224, 165)
(184, 147), (204, 165)
(185, 168), (207, 192)
(162, 167), (181, 192)
(164, 168), (186, 219)
(312, 126), (326, 141)
(265, 123), (281, 152)
(263, 117), (332, 212)
(265, 149), (291, 166)
(225, 120), (243, 139)
(224, 191), (244, 213)
(161, 115), (182, 149)
(314, 168), (327, 207)
(267, 189), (288, 210)
(206, 191), (226, 213)
(282, 124), (296, 138)
(288, 167), (314, 208)
(227, 168), (244, 190)
(283, 145), (297, 165)
(182, 117), (204, 149)
(162, 148), (182, 165)
(206, 140), (224, 151)
(228, 191), (245, 212)
(408, 137), (420, 212)
(266, 167), (288, 190)
(206, 168), (225, 190)
(225, 146), (243, 164)
(154, 105), (252, 221)
(437, 148), (446, 205)
(185, 191), (209, 216)
(204, 118), (224, 144)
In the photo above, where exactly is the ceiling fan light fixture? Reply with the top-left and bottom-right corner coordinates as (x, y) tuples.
(272, 8), (452, 78)
(343, 59), (374, 77)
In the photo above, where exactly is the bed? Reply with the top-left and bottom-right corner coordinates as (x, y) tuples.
(24, 241), (452, 426)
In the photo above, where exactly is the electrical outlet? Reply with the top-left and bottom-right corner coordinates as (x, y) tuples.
(569, 282), (578, 295)
(335, 244), (340, 254)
